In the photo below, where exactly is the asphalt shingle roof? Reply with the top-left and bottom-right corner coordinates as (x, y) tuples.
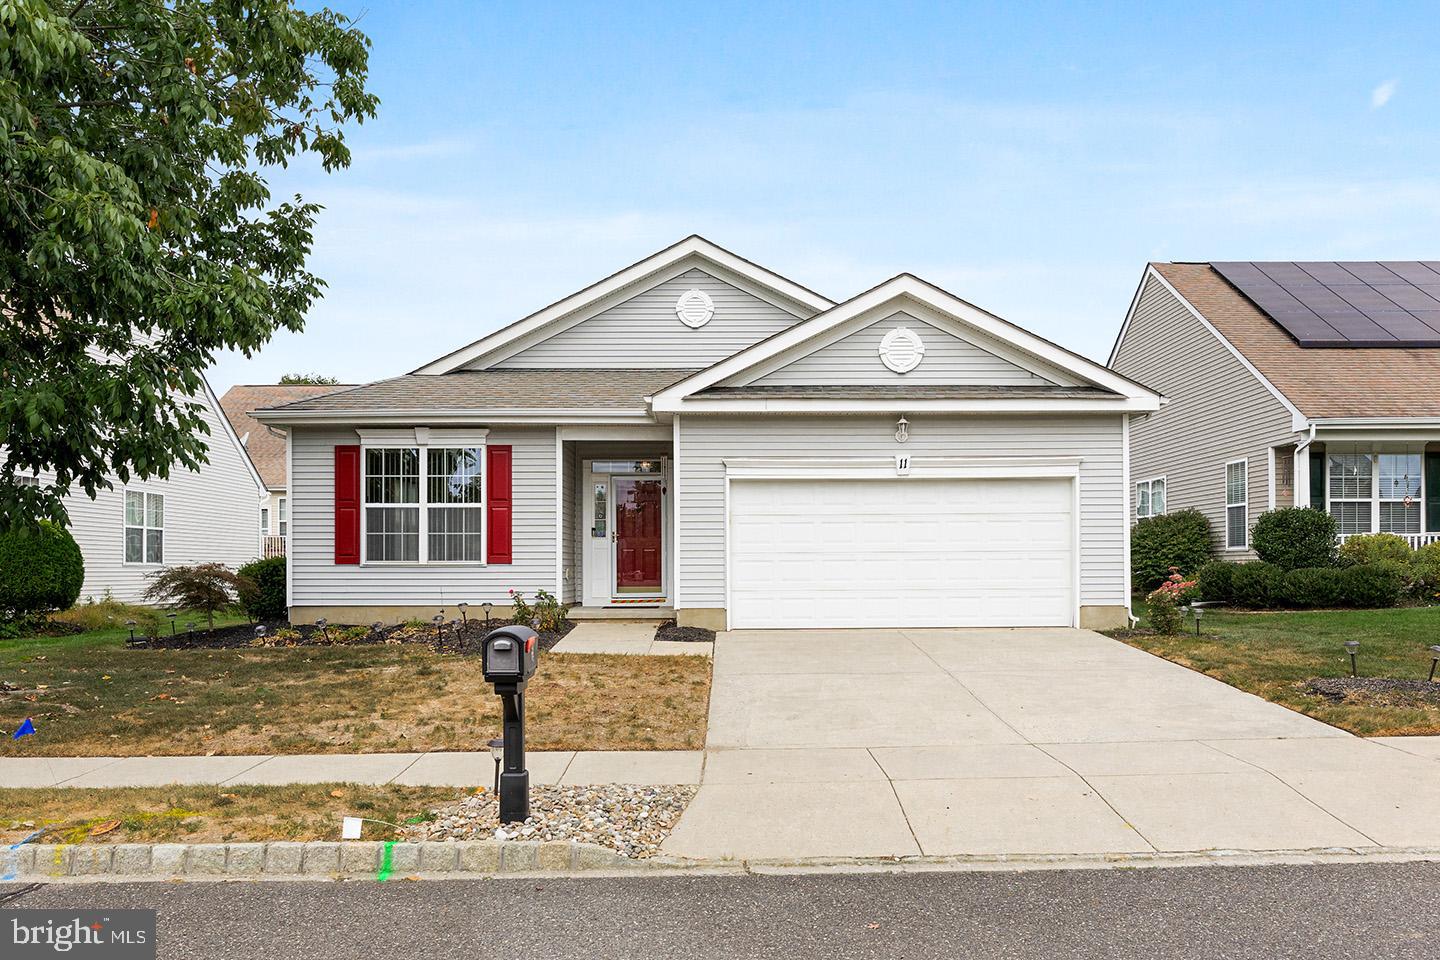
(695, 384), (1117, 400)
(1155, 263), (1440, 418)
(220, 383), (355, 488)
(259, 369), (700, 415)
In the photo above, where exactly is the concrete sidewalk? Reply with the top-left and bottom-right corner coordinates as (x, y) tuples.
(551, 620), (713, 656)
(0, 750), (704, 789)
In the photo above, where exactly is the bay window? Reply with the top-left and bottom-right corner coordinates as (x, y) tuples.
(362, 438), (484, 563)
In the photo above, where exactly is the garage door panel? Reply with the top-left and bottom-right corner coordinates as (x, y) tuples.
(729, 477), (1074, 629)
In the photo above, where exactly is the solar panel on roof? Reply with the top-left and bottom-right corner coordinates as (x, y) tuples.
(1211, 261), (1440, 347)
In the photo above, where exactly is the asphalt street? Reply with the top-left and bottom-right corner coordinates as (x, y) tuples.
(4, 862), (1439, 959)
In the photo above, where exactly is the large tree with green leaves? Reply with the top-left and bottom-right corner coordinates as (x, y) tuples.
(0, 0), (377, 530)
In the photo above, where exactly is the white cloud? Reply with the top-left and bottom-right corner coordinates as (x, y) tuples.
(1371, 79), (1398, 109)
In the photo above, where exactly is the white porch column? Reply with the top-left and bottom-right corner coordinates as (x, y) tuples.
(1294, 445), (1311, 508)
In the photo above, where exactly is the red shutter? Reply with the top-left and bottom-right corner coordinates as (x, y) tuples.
(334, 444), (361, 564)
(487, 445), (513, 564)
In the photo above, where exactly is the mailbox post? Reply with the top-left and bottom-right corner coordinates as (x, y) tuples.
(481, 625), (540, 822)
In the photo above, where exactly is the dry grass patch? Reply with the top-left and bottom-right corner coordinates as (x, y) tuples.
(0, 784), (463, 845)
(1117, 605), (1440, 736)
(2, 629), (712, 755)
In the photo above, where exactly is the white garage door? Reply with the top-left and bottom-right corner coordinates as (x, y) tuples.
(728, 477), (1074, 629)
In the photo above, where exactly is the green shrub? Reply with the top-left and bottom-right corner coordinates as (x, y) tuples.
(1411, 542), (1440, 603)
(144, 563), (252, 630)
(1195, 561), (1236, 603)
(1230, 561), (1284, 608)
(0, 521), (85, 621)
(1337, 564), (1404, 608)
(1251, 508), (1337, 570)
(1276, 567), (1346, 609)
(1337, 533), (1412, 567)
(1131, 509), (1213, 591)
(238, 556), (287, 621)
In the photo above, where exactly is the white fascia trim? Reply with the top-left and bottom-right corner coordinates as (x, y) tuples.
(1139, 266), (1309, 432)
(357, 427), (490, 446)
(1311, 417), (1440, 429)
(252, 409), (655, 426)
(200, 373), (268, 495)
(1106, 267), (1153, 368)
(658, 397), (1161, 414)
(723, 455), (1082, 480)
(652, 275), (1162, 409)
(412, 236), (833, 375)
(556, 424), (672, 441)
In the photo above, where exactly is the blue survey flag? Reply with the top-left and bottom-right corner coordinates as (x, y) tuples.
(12, 718), (35, 740)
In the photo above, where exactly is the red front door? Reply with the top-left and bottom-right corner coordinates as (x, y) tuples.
(614, 476), (663, 594)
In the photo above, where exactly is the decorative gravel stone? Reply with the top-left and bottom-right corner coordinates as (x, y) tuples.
(1305, 676), (1440, 707)
(403, 784), (696, 859)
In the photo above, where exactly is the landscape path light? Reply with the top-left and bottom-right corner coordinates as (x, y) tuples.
(481, 602), (494, 632)
(125, 619), (137, 645)
(186, 621), (196, 638)
(1429, 645), (1440, 683)
(1343, 640), (1360, 678)
(488, 737), (504, 794)
(458, 602), (469, 628)
(166, 611), (177, 636)
(1192, 606), (1204, 635)
(315, 617), (329, 642)
(254, 625), (267, 642)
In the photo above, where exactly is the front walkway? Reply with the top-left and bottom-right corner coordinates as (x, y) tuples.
(551, 620), (713, 656)
(662, 628), (1440, 860)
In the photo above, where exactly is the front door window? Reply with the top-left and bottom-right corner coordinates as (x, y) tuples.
(614, 476), (663, 594)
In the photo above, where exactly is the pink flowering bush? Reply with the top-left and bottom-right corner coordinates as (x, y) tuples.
(1145, 567), (1199, 634)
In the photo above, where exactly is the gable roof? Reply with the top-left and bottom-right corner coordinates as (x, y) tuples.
(653, 274), (1163, 413)
(220, 383), (354, 487)
(250, 369), (696, 425)
(412, 236), (835, 375)
(1140, 263), (1440, 419)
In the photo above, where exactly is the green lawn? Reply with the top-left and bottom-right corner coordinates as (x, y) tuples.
(1117, 604), (1440, 736)
(1, 619), (711, 756)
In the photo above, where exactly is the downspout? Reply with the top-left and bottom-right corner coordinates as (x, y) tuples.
(1295, 420), (1317, 454)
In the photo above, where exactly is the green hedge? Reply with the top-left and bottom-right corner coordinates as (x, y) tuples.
(1196, 560), (1235, 603)
(1251, 508), (1337, 570)
(1189, 560), (1405, 610)
(238, 555), (287, 621)
(1230, 561), (1284, 608)
(1337, 533), (1412, 566)
(0, 521), (85, 620)
(1131, 509), (1213, 591)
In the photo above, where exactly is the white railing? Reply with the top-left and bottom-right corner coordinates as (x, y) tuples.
(263, 535), (287, 558)
(1337, 532), (1440, 549)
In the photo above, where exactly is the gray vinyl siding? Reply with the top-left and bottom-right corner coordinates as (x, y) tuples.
(491, 268), (805, 369)
(39, 389), (264, 604)
(746, 311), (1056, 387)
(1111, 275), (1297, 558)
(675, 414), (1127, 609)
(288, 426), (557, 606)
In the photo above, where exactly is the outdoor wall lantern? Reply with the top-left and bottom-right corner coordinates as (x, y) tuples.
(1429, 645), (1440, 683)
(1343, 640), (1360, 677)
(895, 416), (910, 444)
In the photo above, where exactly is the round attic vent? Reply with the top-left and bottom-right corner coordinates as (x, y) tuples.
(878, 326), (926, 373)
(675, 289), (715, 328)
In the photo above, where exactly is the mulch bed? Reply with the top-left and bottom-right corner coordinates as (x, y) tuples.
(1304, 676), (1440, 708)
(142, 617), (576, 654)
(654, 619), (715, 643)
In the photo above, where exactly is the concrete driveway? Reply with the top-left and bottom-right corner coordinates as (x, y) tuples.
(664, 628), (1440, 861)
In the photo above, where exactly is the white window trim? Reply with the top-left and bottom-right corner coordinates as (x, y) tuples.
(1325, 452), (1376, 536)
(260, 506), (270, 536)
(1377, 452), (1423, 536)
(122, 488), (165, 566)
(1135, 476), (1166, 520)
(1224, 459), (1248, 551)
(277, 496), (288, 538)
(358, 429), (489, 566)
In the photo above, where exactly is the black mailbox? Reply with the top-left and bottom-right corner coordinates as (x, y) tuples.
(481, 624), (541, 823)
(482, 625), (539, 687)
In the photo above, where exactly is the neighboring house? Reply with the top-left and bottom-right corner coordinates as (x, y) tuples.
(253, 236), (1161, 631)
(1111, 261), (1440, 557)
(19, 375), (267, 604)
(221, 383), (354, 558)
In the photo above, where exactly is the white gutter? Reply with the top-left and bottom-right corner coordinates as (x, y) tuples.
(1296, 421), (1318, 454)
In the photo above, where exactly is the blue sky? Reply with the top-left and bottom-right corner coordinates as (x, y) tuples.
(209, 1), (1439, 392)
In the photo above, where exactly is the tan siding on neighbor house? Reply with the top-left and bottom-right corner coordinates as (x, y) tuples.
(676, 414), (1127, 610)
(1111, 274), (1298, 557)
(490, 268), (805, 369)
